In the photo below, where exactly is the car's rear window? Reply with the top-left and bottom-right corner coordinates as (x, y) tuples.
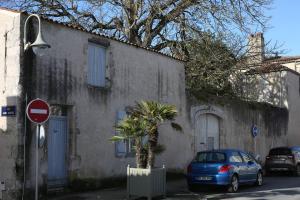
(195, 152), (226, 163)
(269, 148), (292, 155)
(292, 147), (300, 152)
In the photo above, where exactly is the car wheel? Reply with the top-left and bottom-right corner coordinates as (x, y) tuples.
(256, 171), (263, 186)
(228, 174), (239, 193)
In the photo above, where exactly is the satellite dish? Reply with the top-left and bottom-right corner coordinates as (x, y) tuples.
(39, 125), (45, 148)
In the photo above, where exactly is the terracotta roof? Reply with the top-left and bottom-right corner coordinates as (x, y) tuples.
(246, 62), (300, 76)
(246, 63), (286, 74)
(0, 7), (185, 62)
(244, 54), (300, 75)
(264, 56), (300, 64)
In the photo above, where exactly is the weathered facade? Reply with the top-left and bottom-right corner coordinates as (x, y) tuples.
(241, 33), (300, 146)
(0, 8), (292, 200)
(0, 8), (193, 199)
(31, 12), (191, 188)
(0, 9), (23, 200)
(189, 99), (288, 163)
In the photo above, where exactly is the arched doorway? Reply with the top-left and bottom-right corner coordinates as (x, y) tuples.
(195, 113), (220, 151)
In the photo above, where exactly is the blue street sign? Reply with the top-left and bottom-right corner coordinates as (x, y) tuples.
(252, 125), (259, 137)
(1, 106), (16, 117)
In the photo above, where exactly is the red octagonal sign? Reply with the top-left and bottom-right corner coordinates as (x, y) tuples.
(26, 99), (50, 124)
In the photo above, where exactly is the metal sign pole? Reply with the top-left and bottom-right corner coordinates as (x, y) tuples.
(26, 98), (50, 200)
(35, 124), (40, 200)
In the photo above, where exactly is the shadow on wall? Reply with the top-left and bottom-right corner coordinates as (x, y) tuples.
(240, 72), (287, 108)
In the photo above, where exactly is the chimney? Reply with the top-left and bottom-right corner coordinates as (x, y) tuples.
(247, 32), (265, 65)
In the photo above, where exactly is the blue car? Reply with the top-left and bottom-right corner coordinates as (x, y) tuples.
(186, 149), (263, 192)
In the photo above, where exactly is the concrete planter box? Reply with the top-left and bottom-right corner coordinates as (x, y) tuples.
(127, 165), (166, 200)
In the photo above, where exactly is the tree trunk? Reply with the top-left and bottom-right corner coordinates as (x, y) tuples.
(147, 140), (155, 168)
(147, 129), (158, 168)
(141, 147), (148, 168)
(135, 137), (143, 168)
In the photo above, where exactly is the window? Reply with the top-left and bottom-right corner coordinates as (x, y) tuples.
(87, 42), (107, 87)
(240, 152), (254, 163)
(269, 147), (292, 155)
(115, 110), (135, 157)
(195, 152), (226, 163)
(229, 152), (243, 163)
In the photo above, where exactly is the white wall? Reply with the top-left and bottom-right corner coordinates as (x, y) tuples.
(282, 60), (300, 73)
(190, 101), (288, 164)
(242, 71), (288, 108)
(25, 18), (193, 184)
(238, 69), (300, 147)
(0, 9), (22, 199)
(286, 72), (300, 146)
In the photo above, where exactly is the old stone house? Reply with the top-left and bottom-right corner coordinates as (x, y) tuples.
(241, 33), (300, 146)
(0, 8), (292, 200)
(0, 7), (191, 199)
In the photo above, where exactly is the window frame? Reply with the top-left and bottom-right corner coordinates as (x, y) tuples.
(194, 152), (226, 163)
(87, 39), (110, 88)
(240, 152), (255, 163)
(229, 151), (243, 163)
(115, 110), (135, 158)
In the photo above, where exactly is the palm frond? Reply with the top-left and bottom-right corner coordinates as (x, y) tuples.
(171, 122), (183, 132)
(110, 135), (126, 142)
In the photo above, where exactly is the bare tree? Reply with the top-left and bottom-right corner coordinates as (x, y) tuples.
(1, 0), (272, 54)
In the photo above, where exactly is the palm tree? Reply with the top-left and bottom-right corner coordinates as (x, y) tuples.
(111, 101), (181, 169)
(111, 116), (148, 168)
(131, 101), (181, 168)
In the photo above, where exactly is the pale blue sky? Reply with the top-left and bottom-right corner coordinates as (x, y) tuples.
(265, 0), (300, 56)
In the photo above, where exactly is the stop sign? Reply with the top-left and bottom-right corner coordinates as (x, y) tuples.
(26, 99), (50, 124)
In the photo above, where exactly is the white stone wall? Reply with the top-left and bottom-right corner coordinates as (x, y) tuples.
(24, 18), (192, 184)
(282, 60), (300, 73)
(243, 71), (288, 108)
(0, 9), (294, 196)
(240, 70), (300, 147)
(190, 102), (288, 164)
(0, 9), (22, 199)
(286, 72), (300, 146)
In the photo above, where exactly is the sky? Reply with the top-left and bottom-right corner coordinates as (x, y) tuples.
(265, 0), (300, 56)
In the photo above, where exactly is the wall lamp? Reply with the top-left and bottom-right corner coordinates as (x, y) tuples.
(24, 14), (50, 55)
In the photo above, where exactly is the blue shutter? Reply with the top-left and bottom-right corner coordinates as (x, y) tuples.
(115, 110), (127, 157)
(88, 43), (106, 87)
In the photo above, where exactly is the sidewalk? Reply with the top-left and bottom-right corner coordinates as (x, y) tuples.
(48, 178), (205, 200)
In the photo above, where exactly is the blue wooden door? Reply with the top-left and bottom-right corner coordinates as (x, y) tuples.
(48, 116), (68, 187)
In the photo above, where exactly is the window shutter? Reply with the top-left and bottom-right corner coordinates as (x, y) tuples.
(88, 43), (106, 87)
(115, 110), (127, 157)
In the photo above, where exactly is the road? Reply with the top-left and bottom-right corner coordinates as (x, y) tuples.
(50, 174), (300, 200)
(168, 174), (300, 200)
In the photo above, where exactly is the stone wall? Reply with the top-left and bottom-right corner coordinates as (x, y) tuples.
(286, 72), (300, 146)
(0, 9), (22, 200)
(189, 98), (289, 162)
(21, 15), (192, 189)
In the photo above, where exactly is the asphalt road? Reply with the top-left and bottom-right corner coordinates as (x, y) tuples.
(50, 173), (300, 200)
(168, 173), (300, 200)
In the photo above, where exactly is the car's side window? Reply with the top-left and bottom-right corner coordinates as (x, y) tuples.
(240, 152), (254, 163)
(229, 151), (243, 163)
